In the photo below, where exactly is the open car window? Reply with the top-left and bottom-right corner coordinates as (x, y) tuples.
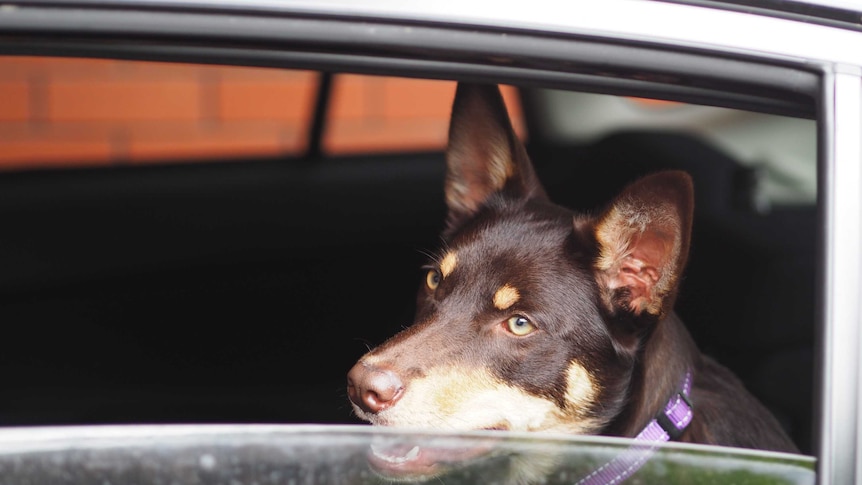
(0, 53), (818, 455)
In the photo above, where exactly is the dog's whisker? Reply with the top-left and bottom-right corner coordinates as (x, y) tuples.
(417, 247), (438, 262)
(351, 337), (375, 352)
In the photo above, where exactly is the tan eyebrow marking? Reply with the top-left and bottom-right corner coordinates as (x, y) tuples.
(493, 284), (520, 310)
(440, 252), (458, 278)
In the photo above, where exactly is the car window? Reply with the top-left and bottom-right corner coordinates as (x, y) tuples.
(0, 53), (816, 462)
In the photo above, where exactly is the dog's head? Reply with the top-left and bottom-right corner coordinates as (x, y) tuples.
(347, 83), (693, 435)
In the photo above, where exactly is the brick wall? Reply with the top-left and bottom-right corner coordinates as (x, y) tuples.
(0, 56), (524, 171)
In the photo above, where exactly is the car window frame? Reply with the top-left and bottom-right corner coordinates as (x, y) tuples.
(2, 2), (861, 483)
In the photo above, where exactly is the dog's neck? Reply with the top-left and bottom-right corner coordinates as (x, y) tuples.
(614, 312), (700, 437)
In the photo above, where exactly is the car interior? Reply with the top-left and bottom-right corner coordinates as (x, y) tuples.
(0, 61), (816, 456)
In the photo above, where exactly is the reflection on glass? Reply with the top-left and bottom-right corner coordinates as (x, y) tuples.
(0, 425), (814, 484)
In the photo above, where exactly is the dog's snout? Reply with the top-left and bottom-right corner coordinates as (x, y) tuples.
(347, 362), (404, 415)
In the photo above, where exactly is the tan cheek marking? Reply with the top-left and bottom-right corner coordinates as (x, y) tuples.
(404, 367), (562, 431)
(433, 368), (498, 416)
(493, 284), (520, 310)
(381, 365), (603, 433)
(564, 361), (597, 412)
(440, 251), (457, 278)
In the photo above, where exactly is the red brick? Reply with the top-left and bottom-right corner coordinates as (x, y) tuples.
(0, 56), (118, 80)
(626, 97), (682, 108)
(329, 74), (382, 121)
(126, 122), (304, 162)
(48, 80), (202, 121)
(2, 59), (529, 166)
(0, 81), (29, 121)
(324, 118), (449, 155)
(499, 85), (527, 140)
(325, 82), (528, 154)
(382, 78), (455, 119)
(219, 77), (316, 122)
(111, 59), (208, 79)
(0, 130), (112, 169)
(217, 65), (314, 82)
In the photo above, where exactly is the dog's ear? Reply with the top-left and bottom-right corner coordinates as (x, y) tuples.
(444, 83), (546, 230)
(592, 171), (694, 322)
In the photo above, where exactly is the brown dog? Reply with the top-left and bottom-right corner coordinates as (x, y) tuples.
(347, 83), (797, 454)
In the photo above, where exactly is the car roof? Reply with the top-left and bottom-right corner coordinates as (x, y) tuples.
(24, 0), (862, 65)
(12, 0), (860, 122)
(35, 0), (862, 28)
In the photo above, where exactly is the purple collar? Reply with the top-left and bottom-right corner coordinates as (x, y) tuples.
(577, 370), (694, 485)
(635, 370), (694, 442)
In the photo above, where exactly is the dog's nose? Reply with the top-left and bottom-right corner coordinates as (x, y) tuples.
(347, 362), (404, 414)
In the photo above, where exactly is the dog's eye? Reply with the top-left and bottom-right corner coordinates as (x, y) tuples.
(426, 269), (441, 290)
(506, 315), (536, 336)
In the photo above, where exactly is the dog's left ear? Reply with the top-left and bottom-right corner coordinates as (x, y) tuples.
(593, 171), (694, 321)
(444, 83), (547, 231)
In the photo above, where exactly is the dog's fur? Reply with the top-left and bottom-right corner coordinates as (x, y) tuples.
(347, 83), (798, 453)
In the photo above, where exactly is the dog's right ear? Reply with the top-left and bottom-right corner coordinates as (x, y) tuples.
(592, 171), (694, 324)
(444, 83), (546, 231)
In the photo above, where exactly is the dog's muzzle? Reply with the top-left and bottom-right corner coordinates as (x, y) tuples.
(347, 361), (405, 415)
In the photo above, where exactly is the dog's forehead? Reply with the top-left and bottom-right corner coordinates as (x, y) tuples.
(433, 210), (597, 319)
(449, 209), (583, 277)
